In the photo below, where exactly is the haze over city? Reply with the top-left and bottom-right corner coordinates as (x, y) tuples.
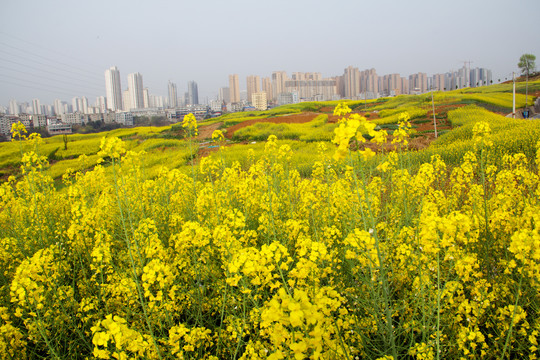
(1, 0), (539, 106)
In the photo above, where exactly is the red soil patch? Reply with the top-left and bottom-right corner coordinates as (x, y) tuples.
(224, 111), (382, 139)
(197, 122), (223, 140)
(225, 113), (321, 139)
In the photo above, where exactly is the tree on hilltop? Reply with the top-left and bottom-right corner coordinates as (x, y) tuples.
(518, 54), (536, 114)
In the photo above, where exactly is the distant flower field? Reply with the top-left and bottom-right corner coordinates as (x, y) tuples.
(1, 98), (540, 359)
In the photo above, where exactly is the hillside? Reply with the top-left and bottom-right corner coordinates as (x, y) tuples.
(1, 80), (540, 359)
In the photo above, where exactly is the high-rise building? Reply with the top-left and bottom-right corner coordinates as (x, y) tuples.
(81, 97), (89, 114)
(219, 87), (230, 103)
(9, 99), (19, 115)
(409, 72), (427, 94)
(360, 68), (379, 97)
(343, 66), (360, 99)
(105, 66), (123, 112)
(285, 73), (337, 101)
(96, 96), (107, 113)
(127, 72), (144, 110)
(246, 75), (261, 105)
(272, 71), (288, 101)
(229, 74), (240, 103)
(168, 81), (178, 108)
(143, 88), (150, 108)
(32, 99), (41, 115)
(54, 99), (64, 115)
(252, 92), (268, 111)
(187, 81), (199, 105)
(432, 74), (445, 91)
(123, 90), (131, 111)
(262, 77), (273, 103)
(382, 74), (401, 96)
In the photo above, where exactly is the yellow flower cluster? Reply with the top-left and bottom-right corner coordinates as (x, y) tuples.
(182, 113), (198, 137)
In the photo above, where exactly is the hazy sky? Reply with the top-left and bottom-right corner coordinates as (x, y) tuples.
(1, 0), (539, 106)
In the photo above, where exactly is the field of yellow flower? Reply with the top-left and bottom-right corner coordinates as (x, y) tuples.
(1, 100), (540, 359)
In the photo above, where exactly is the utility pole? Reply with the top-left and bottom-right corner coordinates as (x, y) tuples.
(512, 72), (516, 118)
(431, 86), (437, 138)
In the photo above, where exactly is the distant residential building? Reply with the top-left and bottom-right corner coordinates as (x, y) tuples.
(343, 66), (360, 99)
(210, 100), (223, 112)
(123, 89), (131, 112)
(262, 77), (273, 104)
(246, 75), (261, 105)
(149, 94), (165, 109)
(115, 112), (134, 126)
(105, 66), (123, 111)
(360, 68), (379, 96)
(409, 72), (427, 94)
(252, 92), (268, 111)
(96, 96), (107, 113)
(0, 115), (19, 137)
(218, 87), (230, 103)
(272, 71), (288, 101)
(61, 113), (87, 125)
(31, 114), (47, 128)
(432, 73), (445, 91)
(127, 72), (144, 110)
(168, 81), (178, 108)
(285, 75), (337, 101)
(187, 81), (199, 105)
(32, 99), (41, 115)
(381, 74), (401, 97)
(277, 92), (294, 106)
(9, 100), (18, 115)
(229, 74), (240, 103)
(143, 88), (150, 108)
(47, 121), (72, 135)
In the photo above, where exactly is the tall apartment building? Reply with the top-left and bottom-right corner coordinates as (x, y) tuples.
(105, 66), (123, 112)
(9, 99), (19, 115)
(219, 87), (230, 104)
(401, 77), (410, 95)
(187, 81), (199, 105)
(360, 68), (379, 97)
(123, 89), (131, 111)
(229, 74), (240, 103)
(246, 75), (261, 105)
(127, 72), (144, 110)
(32, 99), (41, 115)
(96, 96), (107, 113)
(409, 72), (427, 94)
(143, 88), (150, 108)
(432, 74), (445, 91)
(168, 81), (178, 108)
(285, 72), (337, 101)
(252, 92), (268, 111)
(262, 77), (273, 103)
(272, 71), (288, 101)
(381, 73), (401, 96)
(343, 66), (360, 99)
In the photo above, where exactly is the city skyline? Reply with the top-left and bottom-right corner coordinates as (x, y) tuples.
(3, 63), (496, 116)
(1, 0), (539, 106)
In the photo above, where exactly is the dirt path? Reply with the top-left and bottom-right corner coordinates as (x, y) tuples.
(197, 122), (223, 140)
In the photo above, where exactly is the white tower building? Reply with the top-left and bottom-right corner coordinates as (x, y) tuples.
(105, 66), (123, 112)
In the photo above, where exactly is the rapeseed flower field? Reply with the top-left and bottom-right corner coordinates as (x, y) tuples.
(1, 101), (540, 359)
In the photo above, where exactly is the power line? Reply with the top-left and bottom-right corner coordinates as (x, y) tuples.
(0, 46), (103, 86)
(0, 31), (107, 73)
(0, 65), (104, 93)
(0, 74), (100, 99)
(0, 78), (97, 99)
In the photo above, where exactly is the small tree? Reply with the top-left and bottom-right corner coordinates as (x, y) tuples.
(518, 54), (536, 110)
